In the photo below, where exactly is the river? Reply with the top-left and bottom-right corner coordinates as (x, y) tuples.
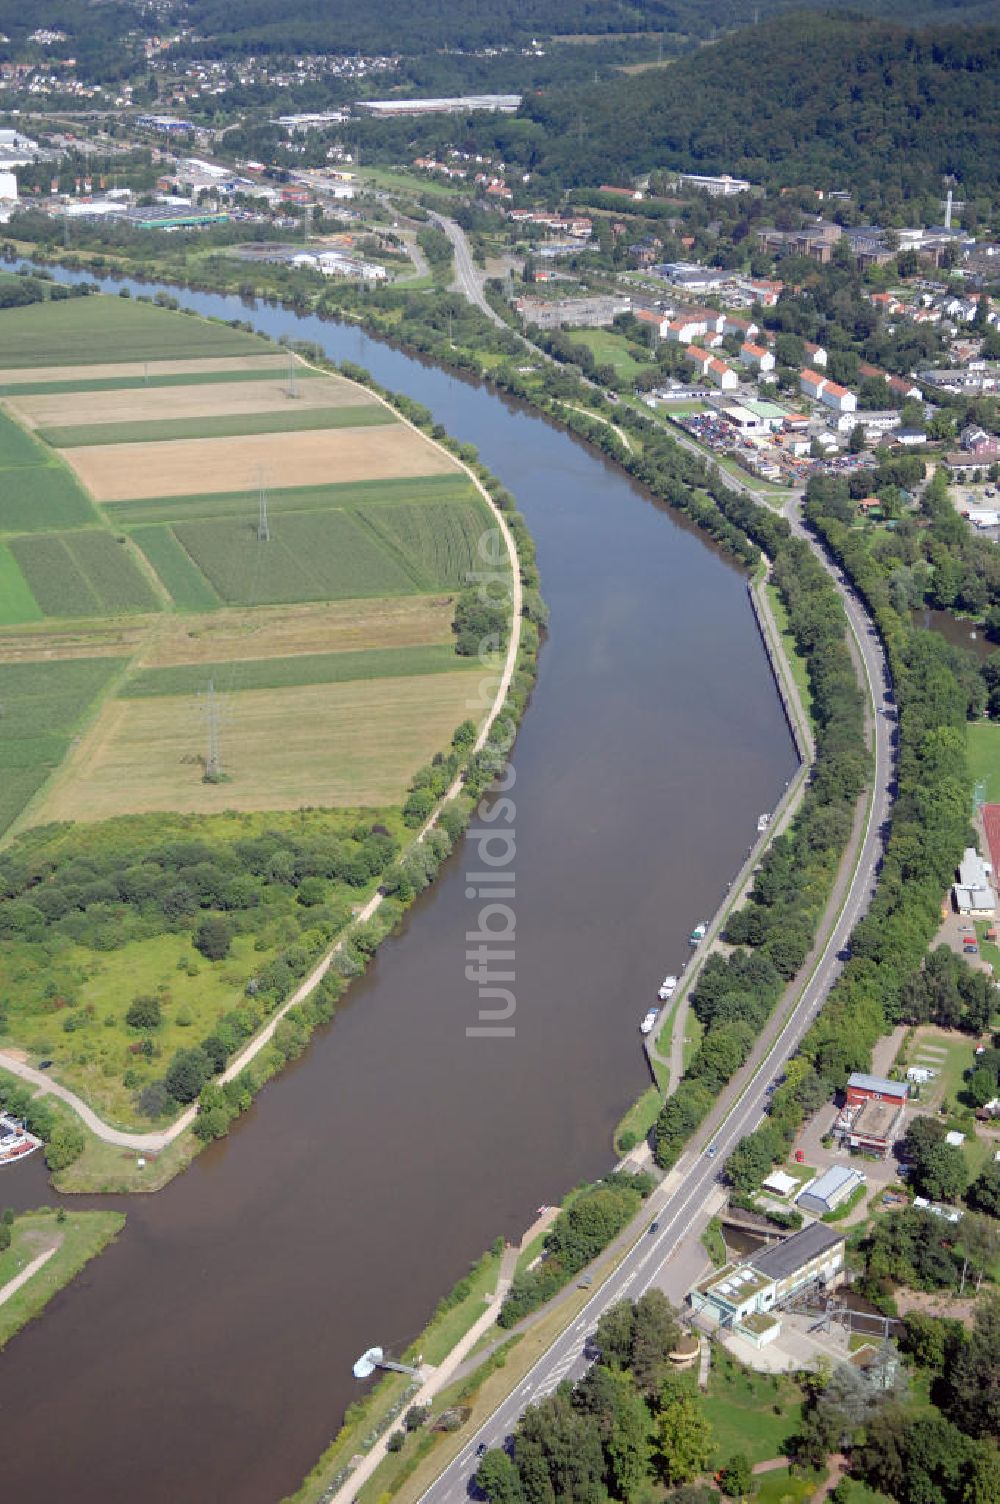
(0, 270), (798, 1503)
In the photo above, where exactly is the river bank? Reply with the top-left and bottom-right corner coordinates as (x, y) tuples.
(0, 1207), (125, 1350)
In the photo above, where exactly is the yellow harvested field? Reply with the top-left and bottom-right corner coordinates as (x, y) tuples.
(36, 673), (482, 819)
(61, 424), (457, 501)
(8, 373), (374, 428)
(139, 596), (456, 667)
(0, 354), (290, 386)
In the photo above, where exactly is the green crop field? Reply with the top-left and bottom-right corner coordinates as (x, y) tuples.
(120, 643), (473, 699)
(0, 365), (321, 397)
(0, 656), (125, 835)
(173, 510), (422, 605)
(0, 295), (270, 368)
(0, 543), (42, 623)
(361, 499), (490, 590)
(39, 403), (395, 449)
(102, 471), (476, 527)
(0, 409), (52, 467)
(10, 531), (161, 617)
(0, 462), (99, 534)
(129, 525), (222, 610)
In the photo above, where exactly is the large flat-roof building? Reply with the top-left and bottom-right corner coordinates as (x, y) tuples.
(357, 95), (521, 117)
(953, 846), (996, 916)
(690, 1223), (846, 1347)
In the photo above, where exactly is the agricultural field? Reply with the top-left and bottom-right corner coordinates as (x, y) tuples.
(36, 403), (394, 450)
(61, 422), (457, 502)
(120, 642), (470, 697)
(135, 596), (458, 667)
(103, 471), (477, 527)
(36, 671), (482, 821)
(9, 531), (161, 617)
(361, 500), (488, 589)
(0, 656), (125, 835)
(0, 291), (507, 1131)
(0, 295), (269, 368)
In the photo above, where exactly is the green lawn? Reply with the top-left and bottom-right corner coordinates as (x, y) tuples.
(39, 403), (395, 449)
(753, 1467), (824, 1504)
(0, 1208), (125, 1350)
(703, 1350), (803, 1466)
(0, 295), (270, 367)
(902, 1026), (976, 1112)
(567, 327), (655, 379)
(967, 720), (1000, 804)
(120, 643), (477, 698)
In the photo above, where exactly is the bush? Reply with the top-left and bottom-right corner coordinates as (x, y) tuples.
(193, 915), (232, 961)
(125, 995), (162, 1030)
(386, 1430), (405, 1453)
(44, 1122), (86, 1170)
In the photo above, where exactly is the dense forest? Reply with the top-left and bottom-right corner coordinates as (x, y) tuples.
(423, 16), (1000, 202)
(172, 0), (997, 56)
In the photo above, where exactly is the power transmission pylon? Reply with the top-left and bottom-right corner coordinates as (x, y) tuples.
(199, 679), (224, 781)
(257, 468), (271, 541)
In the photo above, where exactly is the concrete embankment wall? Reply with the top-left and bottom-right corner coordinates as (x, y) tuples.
(747, 576), (814, 765)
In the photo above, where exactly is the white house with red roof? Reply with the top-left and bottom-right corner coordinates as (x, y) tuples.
(740, 342), (775, 373)
(800, 368), (827, 400)
(803, 341), (828, 368)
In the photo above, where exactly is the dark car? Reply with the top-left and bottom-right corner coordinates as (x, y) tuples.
(648, 1220), (660, 1234)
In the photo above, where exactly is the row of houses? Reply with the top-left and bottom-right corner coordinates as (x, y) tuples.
(800, 367), (857, 414)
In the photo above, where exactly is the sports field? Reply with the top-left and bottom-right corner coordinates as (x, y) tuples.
(0, 292), (502, 834)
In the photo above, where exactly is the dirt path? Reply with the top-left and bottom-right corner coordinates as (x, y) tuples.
(0, 1239), (61, 1309)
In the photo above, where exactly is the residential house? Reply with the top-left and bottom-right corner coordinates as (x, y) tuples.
(707, 357), (738, 391)
(800, 367), (827, 401)
(740, 342), (775, 373)
(820, 378), (856, 414)
(803, 341), (828, 368)
(961, 425), (999, 456)
(635, 307), (672, 339)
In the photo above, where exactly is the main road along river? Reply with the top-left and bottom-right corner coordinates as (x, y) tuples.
(1, 274), (798, 1503)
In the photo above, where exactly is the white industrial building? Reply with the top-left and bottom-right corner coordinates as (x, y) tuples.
(690, 1223), (846, 1348)
(953, 846), (996, 916)
(796, 1165), (866, 1217)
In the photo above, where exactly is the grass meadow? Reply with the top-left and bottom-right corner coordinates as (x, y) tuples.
(0, 1208), (125, 1350)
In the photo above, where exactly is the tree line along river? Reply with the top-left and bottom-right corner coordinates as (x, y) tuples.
(1, 270), (798, 1504)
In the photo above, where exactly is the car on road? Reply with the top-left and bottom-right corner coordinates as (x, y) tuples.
(707, 1144), (718, 1157)
(476, 1442), (487, 1457)
(37, 1059), (53, 1070)
(578, 1273), (594, 1288)
(648, 1220), (660, 1234)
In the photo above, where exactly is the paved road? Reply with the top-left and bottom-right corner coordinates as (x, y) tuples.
(430, 213), (506, 328)
(418, 504), (894, 1504)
